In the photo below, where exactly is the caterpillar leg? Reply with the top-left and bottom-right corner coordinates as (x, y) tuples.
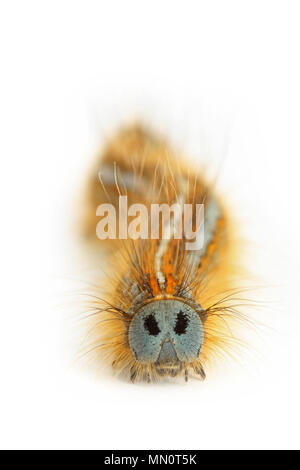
(192, 363), (206, 380)
(130, 367), (137, 383)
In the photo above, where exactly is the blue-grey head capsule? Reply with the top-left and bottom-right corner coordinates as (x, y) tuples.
(128, 299), (204, 364)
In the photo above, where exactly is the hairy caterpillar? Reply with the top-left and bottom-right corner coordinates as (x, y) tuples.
(81, 124), (246, 383)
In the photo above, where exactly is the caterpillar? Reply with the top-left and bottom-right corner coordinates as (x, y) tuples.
(81, 124), (246, 383)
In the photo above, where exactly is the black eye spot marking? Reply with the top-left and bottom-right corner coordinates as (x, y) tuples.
(174, 310), (189, 335)
(144, 314), (160, 336)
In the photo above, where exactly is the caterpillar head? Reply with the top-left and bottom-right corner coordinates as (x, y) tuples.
(128, 299), (205, 378)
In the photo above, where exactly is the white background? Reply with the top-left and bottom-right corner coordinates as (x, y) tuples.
(0, 0), (300, 450)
